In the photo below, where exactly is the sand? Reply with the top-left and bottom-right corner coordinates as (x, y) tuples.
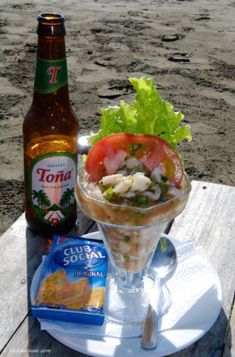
(0, 0), (234, 235)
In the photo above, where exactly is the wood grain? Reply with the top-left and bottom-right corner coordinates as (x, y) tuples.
(169, 181), (235, 357)
(1, 315), (85, 357)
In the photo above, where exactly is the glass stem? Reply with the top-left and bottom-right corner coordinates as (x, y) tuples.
(116, 269), (145, 293)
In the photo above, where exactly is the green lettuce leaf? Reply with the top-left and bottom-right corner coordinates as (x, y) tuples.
(90, 76), (192, 149)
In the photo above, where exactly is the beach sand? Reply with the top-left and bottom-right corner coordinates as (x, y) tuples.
(0, 0), (234, 235)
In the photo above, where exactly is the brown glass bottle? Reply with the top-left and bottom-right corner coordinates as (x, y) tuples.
(23, 13), (79, 235)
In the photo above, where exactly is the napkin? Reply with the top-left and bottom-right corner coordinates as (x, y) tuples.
(38, 238), (221, 339)
(160, 241), (221, 331)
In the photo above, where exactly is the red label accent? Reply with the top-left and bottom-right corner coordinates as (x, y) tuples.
(47, 66), (62, 84)
(37, 168), (72, 183)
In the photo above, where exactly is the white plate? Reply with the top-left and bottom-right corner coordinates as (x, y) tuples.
(31, 232), (223, 357)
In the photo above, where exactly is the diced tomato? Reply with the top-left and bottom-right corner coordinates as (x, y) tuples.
(85, 133), (184, 186)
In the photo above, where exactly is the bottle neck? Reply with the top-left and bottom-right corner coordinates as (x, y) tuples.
(32, 36), (69, 106)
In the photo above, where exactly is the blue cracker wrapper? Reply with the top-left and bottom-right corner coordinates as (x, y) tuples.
(31, 235), (108, 325)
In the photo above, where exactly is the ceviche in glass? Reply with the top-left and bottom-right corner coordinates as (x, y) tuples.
(75, 77), (192, 325)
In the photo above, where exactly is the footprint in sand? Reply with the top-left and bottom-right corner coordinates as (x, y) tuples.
(168, 53), (190, 63)
(195, 15), (211, 21)
(161, 33), (185, 42)
(0, 18), (8, 33)
(12, 3), (33, 9)
(25, 43), (37, 53)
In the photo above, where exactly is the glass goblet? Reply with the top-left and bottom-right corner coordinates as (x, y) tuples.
(75, 164), (191, 326)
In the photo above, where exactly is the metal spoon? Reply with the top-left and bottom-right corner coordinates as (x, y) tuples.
(151, 236), (177, 282)
(141, 236), (177, 350)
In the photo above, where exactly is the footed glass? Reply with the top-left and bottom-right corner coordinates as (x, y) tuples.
(75, 163), (191, 325)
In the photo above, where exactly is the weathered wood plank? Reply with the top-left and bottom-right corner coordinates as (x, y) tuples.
(223, 295), (235, 357)
(1, 315), (86, 357)
(169, 181), (235, 314)
(0, 211), (93, 354)
(169, 181), (235, 357)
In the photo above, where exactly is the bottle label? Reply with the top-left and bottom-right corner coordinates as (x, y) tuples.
(30, 153), (77, 227)
(34, 57), (68, 94)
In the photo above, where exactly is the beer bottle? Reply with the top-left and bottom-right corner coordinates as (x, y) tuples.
(23, 13), (79, 234)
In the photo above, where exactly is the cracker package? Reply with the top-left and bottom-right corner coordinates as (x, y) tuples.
(31, 235), (108, 325)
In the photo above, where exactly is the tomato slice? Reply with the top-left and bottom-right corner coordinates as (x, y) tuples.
(85, 133), (183, 186)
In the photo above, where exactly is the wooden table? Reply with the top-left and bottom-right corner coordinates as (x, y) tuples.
(0, 180), (234, 357)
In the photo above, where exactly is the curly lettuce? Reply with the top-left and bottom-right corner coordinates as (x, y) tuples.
(90, 76), (192, 149)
